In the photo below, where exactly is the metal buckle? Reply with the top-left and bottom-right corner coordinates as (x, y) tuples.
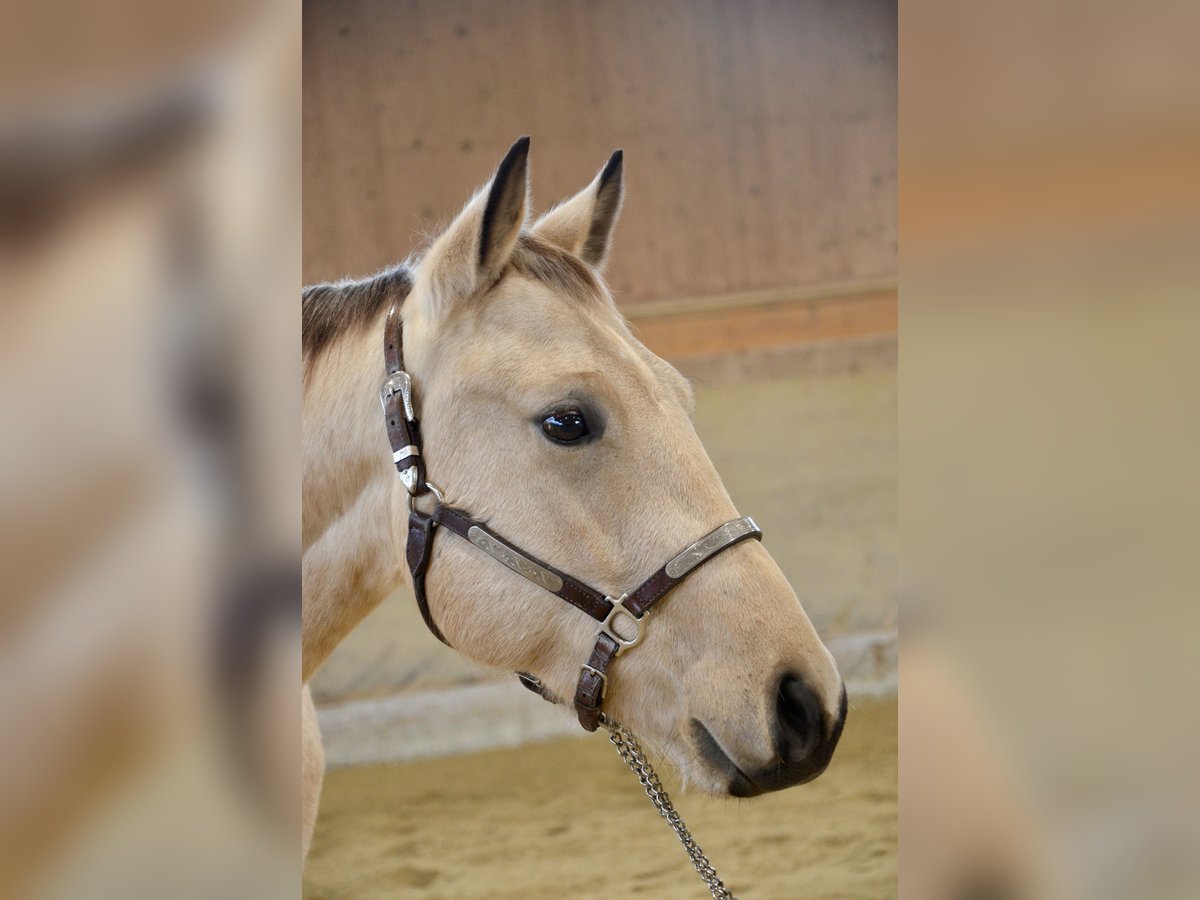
(580, 664), (608, 702)
(379, 370), (416, 421)
(598, 593), (647, 656)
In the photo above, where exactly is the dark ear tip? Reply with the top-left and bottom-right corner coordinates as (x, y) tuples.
(492, 136), (531, 188)
(599, 149), (623, 186)
(495, 136), (531, 174)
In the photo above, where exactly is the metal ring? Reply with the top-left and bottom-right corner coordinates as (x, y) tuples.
(405, 481), (444, 515)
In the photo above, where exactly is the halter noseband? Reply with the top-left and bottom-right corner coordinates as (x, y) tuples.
(381, 303), (762, 731)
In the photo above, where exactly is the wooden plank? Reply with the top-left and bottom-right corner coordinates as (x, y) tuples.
(624, 277), (897, 320)
(632, 289), (897, 360)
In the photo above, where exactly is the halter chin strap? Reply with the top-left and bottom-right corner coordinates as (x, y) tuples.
(383, 303), (763, 731)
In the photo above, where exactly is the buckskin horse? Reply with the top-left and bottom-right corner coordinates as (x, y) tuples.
(301, 138), (846, 867)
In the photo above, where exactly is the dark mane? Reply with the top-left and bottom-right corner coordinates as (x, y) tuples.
(302, 263), (413, 370)
(301, 235), (603, 375)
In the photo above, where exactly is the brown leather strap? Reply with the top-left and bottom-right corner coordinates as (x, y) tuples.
(406, 508), (449, 645)
(433, 505), (613, 622)
(623, 517), (763, 618)
(382, 304), (426, 492)
(383, 303), (404, 375)
(574, 634), (620, 731)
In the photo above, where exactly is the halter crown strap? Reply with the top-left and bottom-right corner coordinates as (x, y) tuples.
(383, 300), (764, 731)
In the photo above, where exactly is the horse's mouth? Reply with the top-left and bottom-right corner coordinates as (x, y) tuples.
(690, 689), (845, 797)
(689, 718), (764, 798)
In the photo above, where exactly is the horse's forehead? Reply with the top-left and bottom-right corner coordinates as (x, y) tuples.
(432, 274), (677, 407)
(458, 275), (624, 362)
(494, 271), (606, 326)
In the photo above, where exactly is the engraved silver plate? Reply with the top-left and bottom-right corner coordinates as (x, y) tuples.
(393, 445), (420, 463)
(663, 517), (760, 579)
(467, 526), (564, 592)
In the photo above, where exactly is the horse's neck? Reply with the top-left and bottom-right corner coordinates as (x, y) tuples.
(302, 315), (404, 682)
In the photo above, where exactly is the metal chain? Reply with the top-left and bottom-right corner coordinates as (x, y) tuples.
(603, 718), (737, 900)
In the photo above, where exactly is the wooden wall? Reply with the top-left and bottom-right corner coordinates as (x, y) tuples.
(303, 0), (896, 308)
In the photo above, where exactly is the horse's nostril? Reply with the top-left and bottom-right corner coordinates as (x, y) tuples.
(776, 674), (825, 757)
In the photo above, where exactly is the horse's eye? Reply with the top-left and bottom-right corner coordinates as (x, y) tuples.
(542, 408), (590, 444)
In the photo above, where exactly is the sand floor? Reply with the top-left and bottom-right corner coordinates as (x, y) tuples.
(304, 698), (895, 900)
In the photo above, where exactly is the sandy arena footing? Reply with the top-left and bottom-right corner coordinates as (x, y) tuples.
(304, 697), (896, 899)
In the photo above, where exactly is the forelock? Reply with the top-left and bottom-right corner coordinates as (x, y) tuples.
(507, 233), (606, 305)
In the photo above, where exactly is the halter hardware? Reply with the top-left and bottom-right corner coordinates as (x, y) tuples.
(381, 364), (425, 496)
(598, 594), (646, 656)
(580, 664), (608, 702)
(379, 370), (416, 421)
(382, 302), (762, 731)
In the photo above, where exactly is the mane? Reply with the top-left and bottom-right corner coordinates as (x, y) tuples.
(301, 234), (603, 376)
(302, 262), (413, 373)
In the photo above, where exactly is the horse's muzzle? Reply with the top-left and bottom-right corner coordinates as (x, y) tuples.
(692, 678), (848, 797)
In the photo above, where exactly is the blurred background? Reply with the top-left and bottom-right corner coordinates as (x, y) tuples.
(901, 2), (1200, 898)
(302, 2), (896, 898)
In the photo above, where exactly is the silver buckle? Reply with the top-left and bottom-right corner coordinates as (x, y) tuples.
(580, 664), (608, 701)
(379, 370), (416, 421)
(598, 594), (647, 656)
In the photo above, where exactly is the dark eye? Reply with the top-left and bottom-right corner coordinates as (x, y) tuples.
(541, 408), (590, 443)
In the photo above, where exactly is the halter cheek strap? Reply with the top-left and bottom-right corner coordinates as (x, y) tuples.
(384, 303), (763, 731)
(382, 322), (425, 495)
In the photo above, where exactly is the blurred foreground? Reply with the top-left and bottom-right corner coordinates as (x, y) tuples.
(3, 1), (1199, 898)
(1, 0), (299, 896)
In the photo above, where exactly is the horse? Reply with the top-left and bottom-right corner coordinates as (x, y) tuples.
(300, 137), (846, 862)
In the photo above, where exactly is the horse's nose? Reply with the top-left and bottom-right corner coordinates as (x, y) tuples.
(769, 675), (847, 786)
(777, 674), (825, 756)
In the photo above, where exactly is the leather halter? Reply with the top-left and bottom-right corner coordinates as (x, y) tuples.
(382, 303), (762, 731)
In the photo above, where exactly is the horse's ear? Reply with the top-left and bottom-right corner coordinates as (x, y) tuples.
(533, 149), (623, 269)
(416, 136), (530, 317)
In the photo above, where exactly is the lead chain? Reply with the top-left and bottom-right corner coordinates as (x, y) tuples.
(603, 718), (737, 900)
